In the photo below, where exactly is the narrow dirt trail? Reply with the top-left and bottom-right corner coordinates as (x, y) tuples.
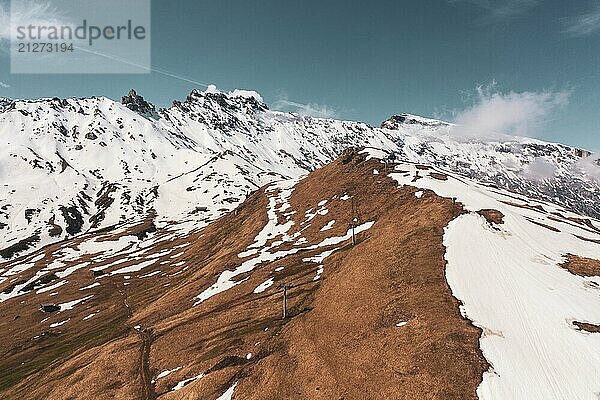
(113, 278), (156, 400)
(138, 327), (156, 400)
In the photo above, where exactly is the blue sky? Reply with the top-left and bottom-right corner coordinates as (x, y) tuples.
(0, 0), (599, 149)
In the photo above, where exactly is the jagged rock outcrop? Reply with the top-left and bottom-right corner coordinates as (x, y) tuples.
(121, 89), (158, 119)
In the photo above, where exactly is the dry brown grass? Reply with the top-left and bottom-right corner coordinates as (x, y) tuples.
(477, 209), (504, 226)
(561, 254), (600, 277)
(0, 149), (489, 400)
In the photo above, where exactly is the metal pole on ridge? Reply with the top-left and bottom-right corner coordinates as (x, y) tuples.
(281, 283), (293, 319)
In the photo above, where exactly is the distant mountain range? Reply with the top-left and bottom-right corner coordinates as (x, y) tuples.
(0, 87), (598, 259)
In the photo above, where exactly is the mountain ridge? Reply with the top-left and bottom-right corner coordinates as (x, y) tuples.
(0, 87), (598, 261)
(0, 148), (598, 399)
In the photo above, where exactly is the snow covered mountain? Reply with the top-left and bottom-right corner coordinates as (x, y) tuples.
(0, 149), (598, 399)
(0, 87), (598, 260)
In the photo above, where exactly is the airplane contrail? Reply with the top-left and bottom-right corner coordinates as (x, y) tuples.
(74, 45), (211, 88)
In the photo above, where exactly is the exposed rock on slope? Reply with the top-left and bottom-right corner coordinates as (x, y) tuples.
(121, 89), (158, 119)
(380, 113), (450, 129)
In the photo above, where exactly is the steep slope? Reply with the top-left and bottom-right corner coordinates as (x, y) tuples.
(390, 161), (600, 399)
(0, 149), (598, 399)
(1, 90), (598, 261)
(0, 150), (485, 399)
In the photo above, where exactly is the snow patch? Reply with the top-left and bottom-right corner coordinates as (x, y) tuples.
(360, 147), (388, 161)
(313, 265), (324, 281)
(320, 220), (335, 232)
(58, 295), (93, 311)
(253, 278), (274, 294)
(154, 366), (182, 382)
(79, 282), (100, 290)
(50, 318), (70, 328)
(216, 382), (238, 400)
(172, 373), (204, 391)
(36, 280), (67, 294)
(390, 162), (600, 399)
(83, 312), (97, 320)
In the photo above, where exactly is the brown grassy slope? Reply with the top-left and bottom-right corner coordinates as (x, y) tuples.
(0, 149), (489, 399)
(231, 150), (488, 400)
(561, 254), (600, 277)
(0, 191), (270, 400)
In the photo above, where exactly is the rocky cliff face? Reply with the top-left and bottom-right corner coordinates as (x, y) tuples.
(121, 89), (158, 119)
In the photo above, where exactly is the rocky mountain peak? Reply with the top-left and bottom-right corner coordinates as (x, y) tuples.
(121, 89), (158, 119)
(0, 97), (12, 112)
(0, 89), (598, 265)
(381, 113), (449, 130)
(571, 147), (592, 158)
(182, 85), (268, 112)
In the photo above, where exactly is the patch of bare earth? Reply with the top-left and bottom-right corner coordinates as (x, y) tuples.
(502, 201), (546, 214)
(575, 235), (600, 245)
(561, 254), (600, 277)
(547, 216), (600, 236)
(429, 172), (448, 181)
(477, 209), (504, 226)
(573, 321), (600, 333)
(0, 149), (488, 399)
(563, 217), (600, 234)
(525, 218), (561, 232)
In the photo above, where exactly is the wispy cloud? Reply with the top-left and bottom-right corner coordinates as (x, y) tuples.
(0, 81), (10, 88)
(563, 5), (600, 37)
(575, 155), (600, 183)
(447, 0), (539, 21)
(75, 46), (212, 87)
(449, 82), (571, 140)
(273, 95), (339, 119)
(523, 157), (558, 180)
(0, 1), (73, 50)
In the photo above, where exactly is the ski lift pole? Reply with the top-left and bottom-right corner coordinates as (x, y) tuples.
(280, 283), (293, 319)
(350, 216), (358, 246)
(350, 197), (359, 246)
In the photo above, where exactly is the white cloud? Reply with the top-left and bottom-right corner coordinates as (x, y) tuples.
(447, 0), (539, 20)
(229, 89), (264, 103)
(273, 96), (338, 119)
(523, 157), (558, 180)
(0, 81), (9, 88)
(449, 83), (570, 140)
(563, 6), (600, 37)
(575, 155), (600, 182)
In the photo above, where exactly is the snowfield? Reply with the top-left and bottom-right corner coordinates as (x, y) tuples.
(391, 163), (600, 400)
